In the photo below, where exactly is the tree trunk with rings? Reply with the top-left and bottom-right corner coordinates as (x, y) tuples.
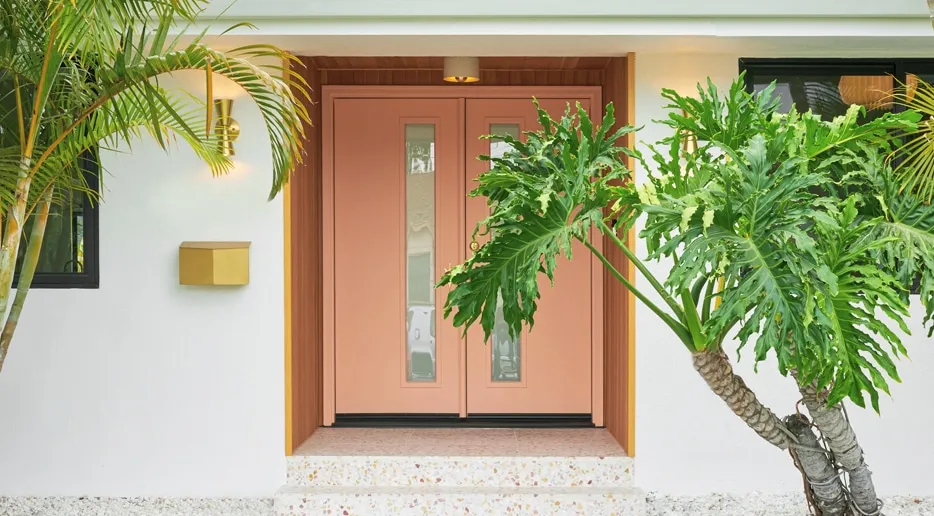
(784, 414), (850, 516)
(691, 350), (791, 449)
(800, 382), (881, 516)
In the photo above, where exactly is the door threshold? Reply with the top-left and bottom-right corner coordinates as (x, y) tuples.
(333, 414), (595, 428)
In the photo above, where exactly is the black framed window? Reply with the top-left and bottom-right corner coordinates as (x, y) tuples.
(739, 58), (934, 120)
(11, 153), (100, 289)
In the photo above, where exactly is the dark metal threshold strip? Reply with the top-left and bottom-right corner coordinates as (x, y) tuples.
(333, 413), (595, 428)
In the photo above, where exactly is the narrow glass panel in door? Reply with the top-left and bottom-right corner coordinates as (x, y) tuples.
(488, 124), (522, 382)
(405, 124), (437, 382)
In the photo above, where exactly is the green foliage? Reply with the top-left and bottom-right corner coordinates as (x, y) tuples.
(438, 100), (637, 342)
(441, 73), (934, 413)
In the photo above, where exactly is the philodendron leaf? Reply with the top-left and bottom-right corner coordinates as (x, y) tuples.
(440, 100), (636, 343)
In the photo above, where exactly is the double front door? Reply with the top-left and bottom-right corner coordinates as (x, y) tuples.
(331, 92), (599, 420)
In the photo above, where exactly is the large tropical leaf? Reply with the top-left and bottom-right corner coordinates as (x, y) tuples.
(868, 183), (934, 336)
(439, 101), (637, 342)
(808, 199), (910, 412)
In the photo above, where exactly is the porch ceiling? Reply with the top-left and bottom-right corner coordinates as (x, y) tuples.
(309, 56), (613, 71)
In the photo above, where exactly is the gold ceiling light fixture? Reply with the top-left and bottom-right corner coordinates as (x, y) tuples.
(443, 57), (480, 83)
(213, 98), (240, 156)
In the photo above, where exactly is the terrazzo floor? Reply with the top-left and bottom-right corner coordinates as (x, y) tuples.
(293, 427), (627, 457)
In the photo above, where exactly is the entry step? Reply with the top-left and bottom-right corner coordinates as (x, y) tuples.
(274, 485), (647, 516)
(288, 454), (634, 488)
(289, 428), (633, 489)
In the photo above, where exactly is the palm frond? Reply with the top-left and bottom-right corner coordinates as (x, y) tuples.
(891, 77), (934, 202)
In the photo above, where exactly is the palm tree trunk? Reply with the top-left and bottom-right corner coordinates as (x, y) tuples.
(784, 414), (850, 516)
(0, 161), (33, 373)
(692, 350), (791, 449)
(0, 187), (51, 374)
(800, 383), (881, 516)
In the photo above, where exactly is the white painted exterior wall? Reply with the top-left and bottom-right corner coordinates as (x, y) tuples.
(0, 3), (933, 499)
(0, 71), (286, 497)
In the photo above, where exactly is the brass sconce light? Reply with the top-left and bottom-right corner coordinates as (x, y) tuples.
(213, 99), (240, 156)
(680, 109), (697, 154)
(443, 57), (480, 83)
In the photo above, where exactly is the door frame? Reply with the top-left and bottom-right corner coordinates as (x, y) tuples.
(321, 85), (604, 427)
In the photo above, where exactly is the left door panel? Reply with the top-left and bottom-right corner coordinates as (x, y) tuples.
(333, 98), (463, 415)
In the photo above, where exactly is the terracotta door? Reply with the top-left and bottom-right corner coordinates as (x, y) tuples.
(464, 99), (595, 415)
(333, 98), (463, 414)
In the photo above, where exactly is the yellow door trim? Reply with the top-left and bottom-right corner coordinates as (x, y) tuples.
(283, 180), (294, 456)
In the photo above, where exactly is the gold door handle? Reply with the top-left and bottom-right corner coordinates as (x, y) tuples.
(469, 240), (479, 252)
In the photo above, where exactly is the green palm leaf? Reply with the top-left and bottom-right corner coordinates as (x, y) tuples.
(892, 77), (934, 202)
(0, 0), (310, 371)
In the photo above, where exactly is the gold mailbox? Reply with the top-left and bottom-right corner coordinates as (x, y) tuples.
(178, 241), (250, 286)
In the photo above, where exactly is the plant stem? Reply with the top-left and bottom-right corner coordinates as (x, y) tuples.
(692, 349), (792, 449)
(0, 157), (33, 328)
(783, 414), (850, 516)
(580, 236), (694, 349)
(596, 218), (686, 321)
(799, 382), (881, 516)
(0, 187), (52, 373)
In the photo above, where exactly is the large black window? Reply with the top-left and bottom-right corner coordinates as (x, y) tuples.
(12, 154), (100, 289)
(739, 58), (934, 121)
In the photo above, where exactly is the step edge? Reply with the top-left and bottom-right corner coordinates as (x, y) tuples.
(288, 455), (634, 461)
(276, 485), (646, 495)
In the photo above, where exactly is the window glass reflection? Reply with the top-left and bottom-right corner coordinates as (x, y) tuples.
(405, 124), (436, 382)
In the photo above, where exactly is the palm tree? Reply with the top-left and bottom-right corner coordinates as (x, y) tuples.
(0, 0), (309, 372)
(439, 78), (934, 514)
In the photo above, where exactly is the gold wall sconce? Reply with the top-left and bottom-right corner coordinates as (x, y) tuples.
(680, 109), (697, 154)
(213, 99), (240, 156)
(178, 241), (251, 286)
(443, 57), (480, 83)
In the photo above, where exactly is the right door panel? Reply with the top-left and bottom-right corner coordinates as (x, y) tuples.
(464, 98), (594, 415)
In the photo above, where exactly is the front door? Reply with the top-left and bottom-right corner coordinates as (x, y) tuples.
(331, 92), (597, 420)
(464, 99), (594, 415)
(333, 98), (464, 414)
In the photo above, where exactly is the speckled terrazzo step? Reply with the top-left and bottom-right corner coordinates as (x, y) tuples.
(274, 485), (647, 516)
(286, 455), (634, 488)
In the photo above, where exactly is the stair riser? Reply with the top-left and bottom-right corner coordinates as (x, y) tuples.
(287, 456), (633, 488)
(275, 490), (645, 516)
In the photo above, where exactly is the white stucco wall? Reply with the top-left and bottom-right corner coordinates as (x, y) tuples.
(633, 52), (934, 496)
(0, 71), (286, 497)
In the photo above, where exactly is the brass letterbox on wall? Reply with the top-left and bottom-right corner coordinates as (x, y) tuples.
(178, 241), (251, 286)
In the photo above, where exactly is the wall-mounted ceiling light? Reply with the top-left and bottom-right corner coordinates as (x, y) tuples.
(213, 99), (240, 156)
(443, 57), (480, 83)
